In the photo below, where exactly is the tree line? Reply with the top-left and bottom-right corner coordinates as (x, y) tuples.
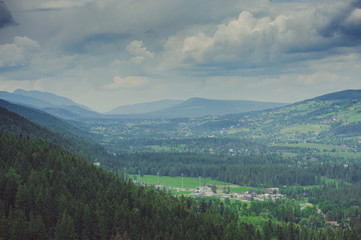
(108, 152), (361, 187)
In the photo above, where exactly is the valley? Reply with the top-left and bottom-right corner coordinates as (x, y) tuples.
(80, 91), (361, 168)
(1, 89), (361, 239)
(2, 0), (361, 238)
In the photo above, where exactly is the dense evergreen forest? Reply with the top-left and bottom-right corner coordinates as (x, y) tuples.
(0, 106), (108, 162)
(108, 152), (361, 187)
(2, 130), (361, 239)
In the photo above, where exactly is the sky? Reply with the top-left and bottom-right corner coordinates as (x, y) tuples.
(0, 0), (361, 113)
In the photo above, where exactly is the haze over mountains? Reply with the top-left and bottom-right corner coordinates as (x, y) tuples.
(107, 99), (183, 114)
(0, 89), (289, 119)
(136, 98), (288, 118)
(0, 89), (100, 119)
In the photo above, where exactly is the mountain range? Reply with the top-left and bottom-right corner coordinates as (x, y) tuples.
(142, 97), (288, 118)
(1, 88), (360, 123)
(0, 89), (289, 119)
(107, 99), (183, 114)
(0, 89), (100, 119)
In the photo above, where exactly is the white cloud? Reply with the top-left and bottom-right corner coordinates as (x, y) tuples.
(104, 76), (149, 89)
(0, 36), (40, 68)
(125, 40), (154, 63)
(161, 0), (361, 72)
(344, 8), (361, 25)
(37, 0), (94, 10)
(163, 9), (324, 68)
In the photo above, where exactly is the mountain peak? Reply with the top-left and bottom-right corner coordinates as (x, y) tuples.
(13, 89), (77, 106)
(312, 89), (361, 101)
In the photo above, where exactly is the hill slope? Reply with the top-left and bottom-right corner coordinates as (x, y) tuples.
(0, 91), (53, 108)
(193, 89), (361, 151)
(108, 99), (183, 114)
(0, 130), (251, 240)
(13, 89), (78, 106)
(312, 89), (361, 101)
(143, 97), (288, 118)
(0, 99), (108, 161)
(0, 99), (89, 138)
(0, 89), (100, 119)
(0, 107), (61, 142)
(89, 89), (361, 155)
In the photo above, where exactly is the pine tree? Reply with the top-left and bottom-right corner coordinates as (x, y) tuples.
(29, 212), (47, 239)
(54, 210), (77, 240)
(9, 209), (29, 240)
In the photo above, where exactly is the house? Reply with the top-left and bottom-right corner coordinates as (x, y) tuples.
(248, 189), (257, 195)
(265, 188), (273, 194)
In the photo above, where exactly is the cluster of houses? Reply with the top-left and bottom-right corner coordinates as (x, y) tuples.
(188, 186), (284, 202)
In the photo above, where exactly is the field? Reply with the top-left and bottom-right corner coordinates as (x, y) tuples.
(230, 186), (262, 193)
(280, 124), (329, 134)
(130, 174), (231, 188)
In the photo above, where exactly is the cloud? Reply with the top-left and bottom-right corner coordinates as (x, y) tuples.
(296, 72), (339, 86)
(166, 11), (313, 65)
(2, 0), (361, 112)
(104, 76), (149, 89)
(161, 0), (361, 74)
(37, 0), (94, 10)
(345, 8), (361, 25)
(0, 0), (17, 28)
(315, 0), (361, 39)
(126, 40), (154, 63)
(0, 36), (41, 68)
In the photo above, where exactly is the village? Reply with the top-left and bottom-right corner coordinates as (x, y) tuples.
(134, 178), (285, 202)
(181, 185), (284, 202)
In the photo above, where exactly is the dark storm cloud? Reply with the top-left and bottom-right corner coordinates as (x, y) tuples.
(318, 0), (361, 42)
(0, 0), (17, 28)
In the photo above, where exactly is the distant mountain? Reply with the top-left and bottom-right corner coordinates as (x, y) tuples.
(143, 97), (289, 118)
(43, 105), (102, 119)
(107, 99), (183, 114)
(198, 89), (361, 141)
(13, 89), (78, 106)
(1, 89), (288, 119)
(0, 99), (108, 160)
(312, 89), (361, 101)
(0, 106), (61, 141)
(0, 99), (91, 139)
(0, 89), (99, 119)
(0, 91), (54, 108)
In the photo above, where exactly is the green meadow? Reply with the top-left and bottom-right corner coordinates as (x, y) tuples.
(280, 124), (329, 134)
(130, 174), (230, 188)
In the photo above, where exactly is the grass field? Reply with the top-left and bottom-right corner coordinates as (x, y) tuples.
(284, 177), (346, 191)
(280, 124), (329, 134)
(230, 186), (262, 193)
(130, 174), (231, 188)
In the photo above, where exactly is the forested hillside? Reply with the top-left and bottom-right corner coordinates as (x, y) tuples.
(0, 102), (108, 162)
(1, 130), (240, 239)
(0, 99), (91, 139)
(2, 131), (361, 239)
(82, 91), (361, 159)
